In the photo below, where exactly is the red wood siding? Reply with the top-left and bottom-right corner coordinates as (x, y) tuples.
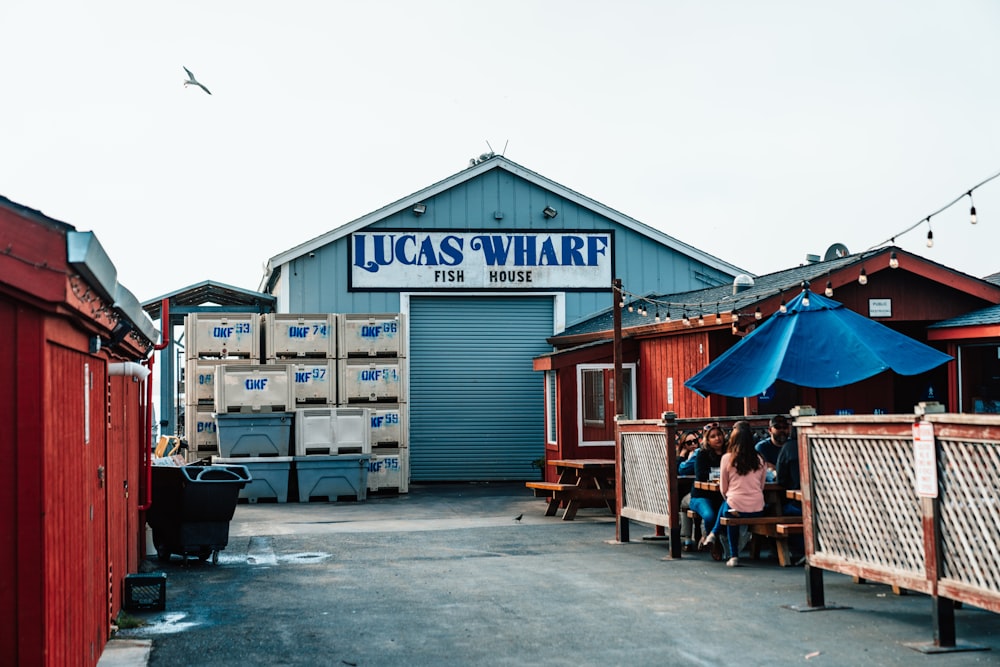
(0, 207), (69, 305)
(44, 330), (108, 665)
(830, 270), (992, 322)
(107, 373), (143, 621)
(9, 299), (47, 662)
(1, 201), (154, 665)
(1, 293), (135, 665)
(639, 331), (734, 419)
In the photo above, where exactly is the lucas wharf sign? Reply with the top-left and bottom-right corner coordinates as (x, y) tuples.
(349, 230), (613, 290)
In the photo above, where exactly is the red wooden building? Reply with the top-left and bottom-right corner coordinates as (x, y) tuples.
(534, 247), (1000, 470)
(0, 196), (159, 665)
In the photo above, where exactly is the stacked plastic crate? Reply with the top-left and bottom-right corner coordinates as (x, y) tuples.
(184, 313), (261, 460)
(266, 314), (372, 502)
(207, 316), (298, 503)
(338, 314), (409, 494)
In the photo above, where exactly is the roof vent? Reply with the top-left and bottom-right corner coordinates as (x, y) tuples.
(733, 274), (755, 295)
(805, 254), (821, 264)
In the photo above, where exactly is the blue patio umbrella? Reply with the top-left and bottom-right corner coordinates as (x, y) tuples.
(684, 288), (952, 398)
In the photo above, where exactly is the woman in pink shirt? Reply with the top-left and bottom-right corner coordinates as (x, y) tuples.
(718, 420), (767, 567)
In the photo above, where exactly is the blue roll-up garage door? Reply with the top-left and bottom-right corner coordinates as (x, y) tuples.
(409, 295), (553, 481)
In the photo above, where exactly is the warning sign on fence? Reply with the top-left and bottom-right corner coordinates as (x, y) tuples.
(912, 421), (938, 498)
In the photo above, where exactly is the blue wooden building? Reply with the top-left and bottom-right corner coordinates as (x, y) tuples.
(261, 155), (744, 481)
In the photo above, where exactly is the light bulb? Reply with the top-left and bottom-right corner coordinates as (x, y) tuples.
(682, 312), (691, 327)
(971, 205), (978, 225)
(858, 268), (868, 286)
(802, 294), (810, 307)
(926, 229), (934, 248)
(655, 311), (661, 323)
(825, 281), (834, 298)
(715, 311), (722, 325)
(889, 251), (899, 269)
(755, 307), (762, 321)
(697, 314), (705, 326)
(619, 299), (625, 308)
(731, 312), (739, 323)
(628, 305), (634, 313)
(779, 298), (787, 314)
(665, 311), (672, 322)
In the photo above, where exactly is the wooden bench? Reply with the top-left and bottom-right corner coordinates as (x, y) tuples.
(525, 481), (615, 520)
(719, 515), (803, 566)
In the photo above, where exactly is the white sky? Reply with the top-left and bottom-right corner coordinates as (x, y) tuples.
(3, 1), (1000, 305)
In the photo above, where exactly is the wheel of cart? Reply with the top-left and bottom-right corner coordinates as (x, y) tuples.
(147, 462), (251, 564)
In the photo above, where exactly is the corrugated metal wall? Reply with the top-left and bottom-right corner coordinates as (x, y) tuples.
(409, 296), (553, 480)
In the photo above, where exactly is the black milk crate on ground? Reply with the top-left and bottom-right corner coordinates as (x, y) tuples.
(124, 572), (167, 612)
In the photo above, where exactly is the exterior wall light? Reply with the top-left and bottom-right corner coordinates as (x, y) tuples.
(412, 203), (427, 216)
(542, 206), (558, 219)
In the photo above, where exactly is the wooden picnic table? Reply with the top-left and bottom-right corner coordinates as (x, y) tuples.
(693, 479), (802, 566)
(525, 458), (616, 521)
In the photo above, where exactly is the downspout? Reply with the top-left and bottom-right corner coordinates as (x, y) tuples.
(139, 298), (171, 511)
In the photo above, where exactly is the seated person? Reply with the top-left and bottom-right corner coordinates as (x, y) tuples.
(756, 414), (790, 481)
(690, 423), (726, 556)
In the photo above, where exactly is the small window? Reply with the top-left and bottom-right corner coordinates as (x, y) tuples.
(582, 368), (605, 426)
(545, 370), (557, 444)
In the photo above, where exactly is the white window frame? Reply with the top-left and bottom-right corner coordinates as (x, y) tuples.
(545, 370), (558, 445)
(577, 363), (636, 448)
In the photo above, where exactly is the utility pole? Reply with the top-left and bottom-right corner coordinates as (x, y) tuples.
(613, 278), (623, 417)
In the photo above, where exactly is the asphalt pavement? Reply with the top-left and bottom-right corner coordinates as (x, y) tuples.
(102, 482), (1000, 666)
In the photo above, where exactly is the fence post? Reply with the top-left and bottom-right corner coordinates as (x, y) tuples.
(614, 414), (629, 544)
(911, 403), (962, 651)
(662, 412), (681, 559)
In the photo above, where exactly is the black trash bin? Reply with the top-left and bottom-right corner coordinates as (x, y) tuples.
(148, 464), (251, 564)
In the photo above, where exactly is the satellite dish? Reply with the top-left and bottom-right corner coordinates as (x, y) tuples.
(824, 243), (850, 261)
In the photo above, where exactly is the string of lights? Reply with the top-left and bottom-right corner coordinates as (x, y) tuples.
(615, 167), (1000, 329)
(865, 167), (1000, 251)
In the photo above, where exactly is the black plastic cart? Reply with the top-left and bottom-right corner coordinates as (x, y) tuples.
(148, 464), (251, 564)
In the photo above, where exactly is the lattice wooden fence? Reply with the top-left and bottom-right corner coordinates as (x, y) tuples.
(796, 411), (1000, 652)
(615, 414), (681, 557)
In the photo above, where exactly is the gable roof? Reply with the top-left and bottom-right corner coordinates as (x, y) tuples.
(550, 246), (1000, 347)
(142, 280), (275, 320)
(261, 156), (745, 292)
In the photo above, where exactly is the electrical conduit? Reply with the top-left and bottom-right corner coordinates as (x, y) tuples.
(139, 298), (170, 511)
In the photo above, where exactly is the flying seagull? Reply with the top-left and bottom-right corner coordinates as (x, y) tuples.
(182, 67), (211, 95)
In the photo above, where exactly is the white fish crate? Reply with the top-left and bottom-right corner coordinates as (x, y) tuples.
(185, 359), (242, 405)
(185, 313), (260, 360)
(338, 358), (407, 404)
(368, 404), (408, 448)
(367, 449), (409, 493)
(264, 313), (338, 359)
(338, 313), (405, 358)
(288, 359), (337, 405)
(185, 404), (219, 457)
(215, 363), (295, 413)
(294, 406), (371, 455)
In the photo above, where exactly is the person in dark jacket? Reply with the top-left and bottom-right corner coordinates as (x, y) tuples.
(690, 423), (726, 555)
